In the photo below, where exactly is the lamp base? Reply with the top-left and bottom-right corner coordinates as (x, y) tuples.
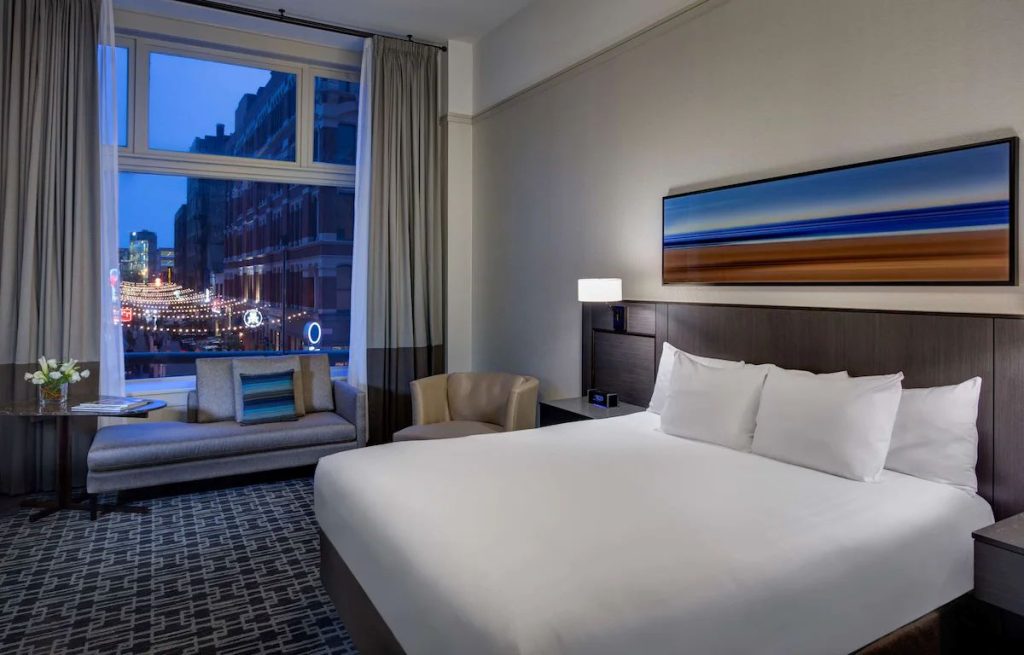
(611, 305), (627, 332)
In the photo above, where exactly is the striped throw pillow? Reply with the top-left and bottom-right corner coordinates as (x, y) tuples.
(238, 370), (299, 425)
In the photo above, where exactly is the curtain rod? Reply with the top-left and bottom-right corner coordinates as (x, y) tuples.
(171, 0), (448, 52)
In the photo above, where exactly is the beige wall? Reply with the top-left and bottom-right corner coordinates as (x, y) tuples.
(474, 0), (702, 112)
(447, 40), (475, 372)
(472, 0), (1024, 398)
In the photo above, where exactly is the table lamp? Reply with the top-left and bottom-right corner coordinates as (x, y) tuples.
(577, 278), (626, 332)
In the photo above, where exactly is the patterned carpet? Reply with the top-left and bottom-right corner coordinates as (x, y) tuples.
(0, 478), (358, 655)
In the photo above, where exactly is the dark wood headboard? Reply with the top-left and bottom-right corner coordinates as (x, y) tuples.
(582, 300), (1024, 520)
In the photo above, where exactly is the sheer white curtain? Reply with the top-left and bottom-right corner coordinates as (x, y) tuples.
(347, 38), (373, 389)
(97, 0), (124, 396)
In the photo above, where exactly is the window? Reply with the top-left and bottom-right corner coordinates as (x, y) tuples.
(117, 30), (359, 379)
(115, 46), (128, 147)
(148, 53), (297, 161)
(118, 172), (353, 379)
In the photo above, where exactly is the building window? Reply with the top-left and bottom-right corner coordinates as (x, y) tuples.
(116, 26), (358, 379)
(314, 76), (359, 165)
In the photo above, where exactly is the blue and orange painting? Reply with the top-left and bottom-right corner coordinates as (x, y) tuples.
(663, 140), (1014, 283)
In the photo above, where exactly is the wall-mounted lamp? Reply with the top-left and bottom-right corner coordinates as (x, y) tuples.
(577, 278), (626, 332)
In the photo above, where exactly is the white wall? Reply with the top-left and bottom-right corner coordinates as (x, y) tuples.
(472, 0), (1024, 398)
(474, 0), (703, 112)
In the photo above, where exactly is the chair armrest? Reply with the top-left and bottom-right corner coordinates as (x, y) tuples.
(186, 390), (199, 424)
(411, 374), (450, 425)
(333, 380), (367, 447)
(503, 376), (540, 431)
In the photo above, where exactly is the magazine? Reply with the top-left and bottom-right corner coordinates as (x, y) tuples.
(70, 397), (149, 413)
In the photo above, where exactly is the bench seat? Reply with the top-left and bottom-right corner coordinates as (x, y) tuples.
(89, 412), (355, 473)
(86, 370), (366, 495)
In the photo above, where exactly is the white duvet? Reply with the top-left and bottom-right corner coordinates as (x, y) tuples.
(314, 412), (993, 655)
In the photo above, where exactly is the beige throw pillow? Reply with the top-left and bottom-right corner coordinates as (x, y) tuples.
(298, 354), (335, 413)
(196, 358), (236, 423)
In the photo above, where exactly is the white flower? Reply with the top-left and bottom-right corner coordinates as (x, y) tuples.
(32, 371), (46, 382)
(31, 377), (44, 385)
(48, 371), (60, 380)
(38, 357), (48, 373)
(80, 369), (91, 379)
(24, 372), (32, 381)
(47, 359), (57, 369)
(60, 362), (72, 373)
(70, 372), (81, 383)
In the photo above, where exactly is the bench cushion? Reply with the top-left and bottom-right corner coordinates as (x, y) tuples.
(392, 420), (503, 442)
(88, 411), (355, 473)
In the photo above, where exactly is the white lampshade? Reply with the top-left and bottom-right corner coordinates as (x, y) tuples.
(577, 278), (622, 302)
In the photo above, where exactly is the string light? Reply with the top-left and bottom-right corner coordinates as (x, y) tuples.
(119, 280), (315, 333)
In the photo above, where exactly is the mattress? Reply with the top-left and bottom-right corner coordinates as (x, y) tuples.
(314, 412), (993, 655)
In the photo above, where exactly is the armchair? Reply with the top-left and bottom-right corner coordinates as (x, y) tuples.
(392, 372), (540, 442)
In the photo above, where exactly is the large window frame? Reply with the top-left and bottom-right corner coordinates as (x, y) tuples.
(114, 13), (362, 385)
(116, 36), (359, 185)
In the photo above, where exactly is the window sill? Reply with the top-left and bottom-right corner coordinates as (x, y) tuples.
(125, 368), (349, 396)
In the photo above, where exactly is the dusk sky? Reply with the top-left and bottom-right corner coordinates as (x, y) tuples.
(664, 142), (1011, 236)
(148, 52), (274, 152)
(119, 52), (276, 248)
(118, 172), (186, 248)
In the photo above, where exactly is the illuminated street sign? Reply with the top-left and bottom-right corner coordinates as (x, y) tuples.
(243, 309), (263, 328)
(304, 321), (322, 347)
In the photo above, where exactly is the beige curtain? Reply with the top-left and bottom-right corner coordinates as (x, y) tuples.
(0, 0), (104, 494)
(364, 37), (445, 444)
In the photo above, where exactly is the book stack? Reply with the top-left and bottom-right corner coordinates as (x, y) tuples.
(70, 397), (149, 414)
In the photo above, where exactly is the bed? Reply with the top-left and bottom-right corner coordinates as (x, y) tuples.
(315, 301), (1024, 654)
(315, 412), (992, 654)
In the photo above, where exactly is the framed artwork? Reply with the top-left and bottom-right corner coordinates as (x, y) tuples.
(662, 138), (1017, 284)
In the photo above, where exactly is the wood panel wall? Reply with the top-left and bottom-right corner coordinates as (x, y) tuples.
(583, 301), (1024, 519)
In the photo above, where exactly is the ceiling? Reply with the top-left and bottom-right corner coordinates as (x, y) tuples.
(223, 0), (538, 43)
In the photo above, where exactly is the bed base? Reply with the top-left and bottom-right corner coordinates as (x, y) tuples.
(854, 594), (999, 655)
(319, 529), (988, 655)
(320, 530), (406, 654)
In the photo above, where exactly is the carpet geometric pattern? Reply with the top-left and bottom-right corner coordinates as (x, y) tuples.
(0, 478), (358, 654)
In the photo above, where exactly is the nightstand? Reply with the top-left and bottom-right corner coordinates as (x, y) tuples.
(974, 514), (1024, 616)
(538, 397), (646, 427)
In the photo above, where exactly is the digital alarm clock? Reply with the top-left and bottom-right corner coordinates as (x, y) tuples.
(587, 388), (618, 408)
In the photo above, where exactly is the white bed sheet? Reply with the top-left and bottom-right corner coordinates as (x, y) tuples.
(314, 412), (993, 655)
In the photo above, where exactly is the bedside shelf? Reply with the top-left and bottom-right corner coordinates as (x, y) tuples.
(974, 513), (1024, 616)
(538, 397), (646, 427)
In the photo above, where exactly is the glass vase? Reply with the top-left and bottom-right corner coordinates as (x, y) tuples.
(38, 383), (68, 410)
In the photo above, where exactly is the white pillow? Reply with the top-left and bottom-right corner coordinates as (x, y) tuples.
(660, 355), (770, 450)
(752, 368), (904, 481)
(770, 364), (849, 379)
(885, 377), (981, 492)
(648, 342), (744, 414)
